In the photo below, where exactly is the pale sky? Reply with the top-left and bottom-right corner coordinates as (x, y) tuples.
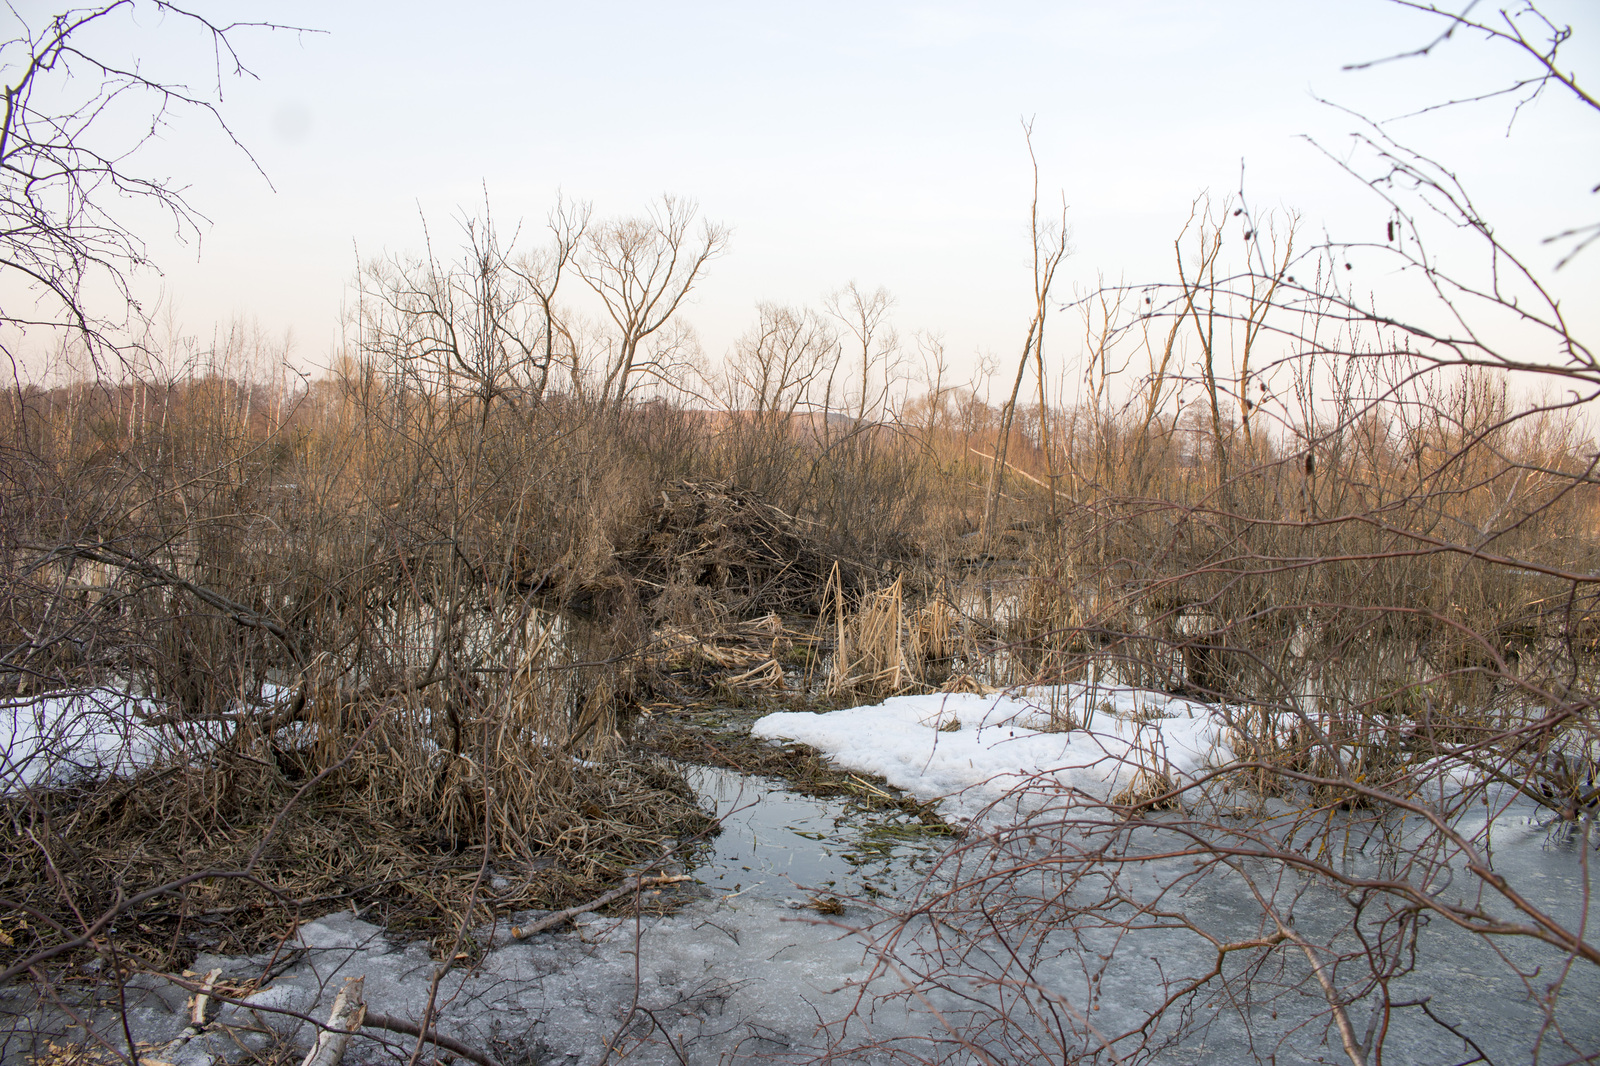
(15, 0), (1600, 388)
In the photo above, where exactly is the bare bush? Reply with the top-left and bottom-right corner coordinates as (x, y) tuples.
(803, 9), (1600, 1063)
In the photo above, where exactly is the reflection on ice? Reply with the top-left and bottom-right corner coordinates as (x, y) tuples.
(682, 763), (948, 901)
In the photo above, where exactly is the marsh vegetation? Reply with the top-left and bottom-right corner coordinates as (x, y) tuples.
(1, 2), (1597, 1064)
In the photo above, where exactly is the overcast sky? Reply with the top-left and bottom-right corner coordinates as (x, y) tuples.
(16, 0), (1600, 386)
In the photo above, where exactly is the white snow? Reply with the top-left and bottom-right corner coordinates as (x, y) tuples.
(751, 683), (1235, 822)
(0, 682), (602, 793)
(0, 683), (298, 790)
(1, 688), (182, 789)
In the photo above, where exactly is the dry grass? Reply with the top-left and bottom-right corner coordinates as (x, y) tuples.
(0, 720), (712, 974)
(5, 273), (1599, 1021)
(824, 571), (912, 697)
(820, 571), (972, 697)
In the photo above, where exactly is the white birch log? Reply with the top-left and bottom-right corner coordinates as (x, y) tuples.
(299, 975), (366, 1066)
(152, 968), (222, 1064)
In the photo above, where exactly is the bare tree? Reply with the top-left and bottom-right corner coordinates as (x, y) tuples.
(577, 194), (728, 411)
(357, 201), (567, 413)
(981, 119), (1070, 545)
(719, 302), (838, 420)
(511, 194), (591, 404)
(0, 2), (304, 379)
(824, 280), (899, 423)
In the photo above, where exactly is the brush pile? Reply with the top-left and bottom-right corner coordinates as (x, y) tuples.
(622, 480), (839, 621)
(644, 613), (819, 697)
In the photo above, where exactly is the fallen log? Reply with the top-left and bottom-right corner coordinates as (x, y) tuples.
(510, 874), (692, 940)
(362, 1011), (505, 1066)
(300, 976), (364, 1066)
(152, 967), (222, 1062)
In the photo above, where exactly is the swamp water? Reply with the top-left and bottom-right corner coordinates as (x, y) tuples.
(679, 764), (950, 902)
(5, 742), (1595, 1065)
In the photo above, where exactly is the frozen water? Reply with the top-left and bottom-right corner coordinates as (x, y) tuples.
(4, 685), (1594, 1065)
(41, 900), (929, 1066)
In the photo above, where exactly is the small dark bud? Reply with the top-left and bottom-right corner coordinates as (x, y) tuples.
(1386, 220), (1395, 241)
(1233, 209), (1242, 216)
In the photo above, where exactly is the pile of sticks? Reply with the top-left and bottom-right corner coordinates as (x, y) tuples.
(623, 480), (837, 619)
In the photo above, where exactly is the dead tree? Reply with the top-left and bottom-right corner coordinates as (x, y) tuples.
(577, 194), (728, 412)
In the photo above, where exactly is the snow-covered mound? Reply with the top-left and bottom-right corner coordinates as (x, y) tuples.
(751, 683), (1233, 822)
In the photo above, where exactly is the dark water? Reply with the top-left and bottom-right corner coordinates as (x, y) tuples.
(682, 763), (952, 901)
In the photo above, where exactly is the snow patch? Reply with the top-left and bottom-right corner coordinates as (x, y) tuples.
(751, 684), (1234, 822)
(1, 689), (179, 789)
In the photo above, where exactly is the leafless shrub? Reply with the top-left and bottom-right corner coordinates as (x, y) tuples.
(796, 10), (1600, 1064)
